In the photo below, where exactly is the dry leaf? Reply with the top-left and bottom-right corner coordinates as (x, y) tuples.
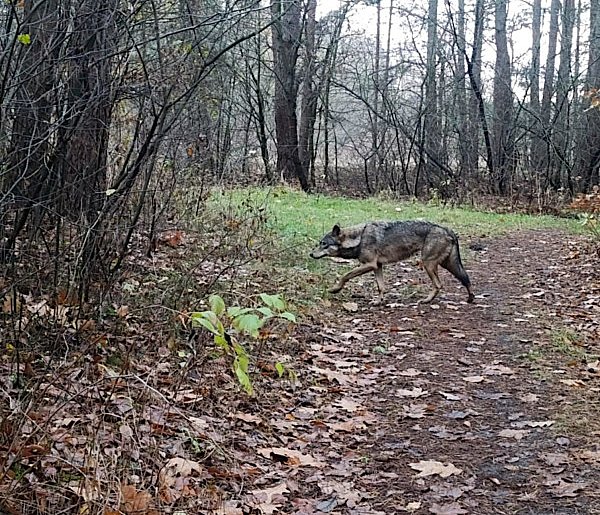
(397, 387), (428, 398)
(429, 502), (468, 514)
(257, 447), (325, 468)
(409, 460), (462, 478)
(498, 429), (529, 440)
(342, 302), (359, 312)
(549, 480), (586, 498)
(250, 483), (289, 515)
(462, 375), (485, 383)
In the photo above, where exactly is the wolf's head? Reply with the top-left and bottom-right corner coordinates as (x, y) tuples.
(310, 224), (362, 259)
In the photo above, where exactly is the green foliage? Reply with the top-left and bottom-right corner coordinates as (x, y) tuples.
(579, 213), (600, 241)
(190, 293), (296, 394)
(17, 33), (31, 45)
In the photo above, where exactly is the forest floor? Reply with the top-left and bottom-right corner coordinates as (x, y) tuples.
(3, 228), (600, 515)
(275, 229), (600, 515)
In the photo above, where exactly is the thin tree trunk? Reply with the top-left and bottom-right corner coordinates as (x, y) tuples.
(492, 0), (513, 194)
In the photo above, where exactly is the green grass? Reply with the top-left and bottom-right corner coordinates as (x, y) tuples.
(209, 186), (581, 254)
(550, 328), (588, 359)
(202, 187), (583, 303)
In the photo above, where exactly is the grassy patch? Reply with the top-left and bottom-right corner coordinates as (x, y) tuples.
(550, 328), (588, 359)
(207, 187), (580, 271)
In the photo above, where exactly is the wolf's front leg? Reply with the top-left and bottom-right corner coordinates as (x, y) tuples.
(329, 262), (377, 294)
(373, 264), (386, 304)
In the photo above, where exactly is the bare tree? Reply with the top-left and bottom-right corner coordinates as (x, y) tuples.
(577, 0), (600, 190)
(492, 0), (513, 194)
(270, 0), (310, 191)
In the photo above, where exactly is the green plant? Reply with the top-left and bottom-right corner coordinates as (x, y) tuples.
(190, 293), (296, 394)
(579, 213), (600, 240)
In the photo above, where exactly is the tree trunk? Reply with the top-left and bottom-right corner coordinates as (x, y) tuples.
(553, 0), (575, 189)
(298, 0), (318, 188)
(423, 0), (441, 192)
(270, 0), (310, 191)
(492, 0), (513, 194)
(530, 0), (543, 178)
(538, 0), (560, 187)
(578, 0), (600, 191)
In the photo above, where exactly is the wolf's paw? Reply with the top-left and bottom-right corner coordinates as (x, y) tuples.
(328, 285), (343, 294)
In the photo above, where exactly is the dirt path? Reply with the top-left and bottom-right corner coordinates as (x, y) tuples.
(271, 230), (600, 514)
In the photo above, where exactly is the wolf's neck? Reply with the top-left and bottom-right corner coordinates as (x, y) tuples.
(338, 246), (360, 259)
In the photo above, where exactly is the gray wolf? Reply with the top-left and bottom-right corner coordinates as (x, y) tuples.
(310, 221), (475, 304)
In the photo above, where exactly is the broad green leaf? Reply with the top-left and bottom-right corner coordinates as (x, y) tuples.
(279, 311), (297, 323)
(232, 341), (247, 357)
(234, 314), (262, 338)
(234, 355), (253, 395)
(259, 293), (285, 311)
(227, 306), (253, 318)
(257, 306), (274, 318)
(17, 33), (31, 45)
(275, 362), (285, 378)
(191, 313), (217, 334)
(209, 295), (225, 316)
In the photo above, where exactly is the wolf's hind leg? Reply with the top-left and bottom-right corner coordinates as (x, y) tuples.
(419, 260), (442, 304)
(441, 254), (475, 303)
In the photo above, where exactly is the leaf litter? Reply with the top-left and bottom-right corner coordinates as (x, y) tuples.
(2, 230), (600, 513)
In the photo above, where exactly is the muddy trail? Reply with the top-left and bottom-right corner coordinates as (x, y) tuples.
(267, 230), (600, 515)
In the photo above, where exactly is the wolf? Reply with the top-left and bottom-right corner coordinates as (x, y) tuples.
(310, 220), (475, 304)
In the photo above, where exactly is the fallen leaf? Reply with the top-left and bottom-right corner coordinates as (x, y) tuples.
(397, 387), (428, 398)
(428, 502), (468, 514)
(482, 364), (514, 375)
(158, 457), (205, 503)
(439, 392), (461, 401)
(403, 404), (430, 419)
(540, 453), (569, 467)
(399, 368), (422, 377)
(409, 460), (462, 478)
(549, 480), (586, 498)
(233, 413), (262, 424)
(342, 302), (359, 312)
(250, 482), (289, 514)
(498, 429), (530, 441)
(519, 393), (538, 403)
(462, 375), (485, 383)
(257, 447), (325, 468)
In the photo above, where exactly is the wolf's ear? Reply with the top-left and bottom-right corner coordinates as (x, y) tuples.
(332, 224), (341, 236)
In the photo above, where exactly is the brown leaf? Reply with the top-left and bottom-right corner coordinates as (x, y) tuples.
(249, 482), (289, 515)
(428, 502), (468, 514)
(409, 460), (462, 478)
(121, 484), (155, 514)
(498, 429), (529, 440)
(257, 447), (325, 468)
(549, 480), (586, 498)
(158, 457), (205, 503)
